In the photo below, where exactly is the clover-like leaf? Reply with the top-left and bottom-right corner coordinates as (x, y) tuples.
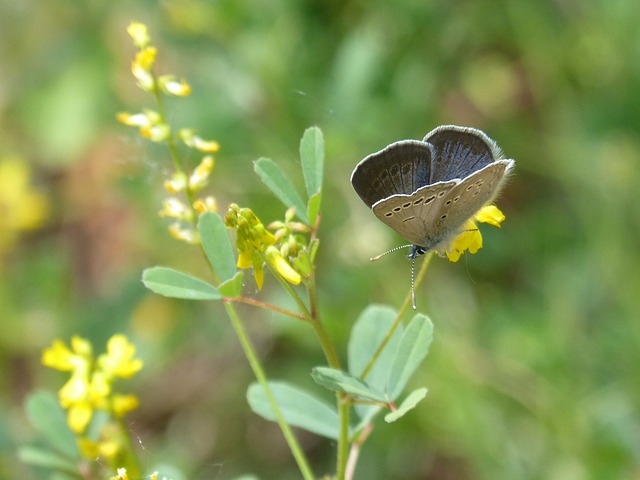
(198, 211), (237, 282)
(247, 381), (341, 439)
(300, 126), (324, 197)
(386, 313), (433, 399)
(254, 157), (306, 222)
(384, 387), (428, 423)
(142, 267), (221, 300)
(311, 367), (387, 402)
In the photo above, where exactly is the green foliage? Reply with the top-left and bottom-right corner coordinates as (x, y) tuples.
(254, 157), (307, 222)
(19, 391), (80, 475)
(142, 267), (221, 300)
(247, 382), (341, 440)
(198, 211), (237, 282)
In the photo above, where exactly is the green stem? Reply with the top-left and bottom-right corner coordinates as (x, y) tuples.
(336, 398), (350, 480)
(223, 302), (315, 480)
(224, 295), (306, 320)
(306, 278), (349, 480)
(360, 252), (434, 379)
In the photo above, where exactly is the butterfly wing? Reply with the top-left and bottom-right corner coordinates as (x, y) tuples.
(371, 180), (458, 247)
(424, 160), (514, 244)
(372, 159), (514, 249)
(350, 140), (434, 208)
(424, 125), (505, 183)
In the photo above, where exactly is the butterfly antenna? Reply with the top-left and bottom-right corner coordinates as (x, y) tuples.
(370, 244), (413, 261)
(411, 256), (417, 310)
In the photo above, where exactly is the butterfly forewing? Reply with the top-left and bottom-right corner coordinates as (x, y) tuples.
(351, 140), (434, 208)
(424, 125), (504, 183)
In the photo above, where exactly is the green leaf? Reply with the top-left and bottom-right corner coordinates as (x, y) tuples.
(142, 267), (221, 300)
(348, 305), (403, 391)
(218, 271), (244, 298)
(25, 391), (79, 460)
(247, 381), (340, 440)
(18, 446), (79, 474)
(254, 157), (307, 222)
(198, 211), (237, 282)
(384, 387), (428, 423)
(386, 313), (433, 399)
(307, 191), (321, 226)
(348, 305), (404, 424)
(300, 126), (324, 197)
(311, 367), (387, 402)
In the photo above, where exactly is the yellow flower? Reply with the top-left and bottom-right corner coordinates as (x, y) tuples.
(140, 123), (170, 142)
(188, 155), (215, 192)
(159, 197), (192, 220)
(178, 129), (220, 153)
(127, 22), (150, 48)
(168, 223), (199, 244)
(116, 111), (151, 127)
(473, 204), (505, 227)
(98, 334), (144, 379)
(132, 46), (157, 91)
(224, 205), (279, 290)
(109, 467), (129, 480)
(42, 336), (92, 372)
(163, 172), (187, 193)
(193, 196), (217, 214)
(42, 335), (142, 433)
(112, 393), (140, 417)
(159, 75), (191, 96)
(440, 204), (506, 262)
(0, 156), (48, 252)
(265, 246), (301, 285)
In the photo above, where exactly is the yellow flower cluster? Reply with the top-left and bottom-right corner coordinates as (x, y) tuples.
(42, 334), (142, 433)
(441, 204), (506, 262)
(116, 22), (219, 244)
(224, 204), (302, 289)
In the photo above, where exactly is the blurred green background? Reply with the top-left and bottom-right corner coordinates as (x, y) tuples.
(2, 0), (640, 479)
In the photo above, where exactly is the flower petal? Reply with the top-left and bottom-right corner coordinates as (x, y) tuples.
(474, 204), (505, 227)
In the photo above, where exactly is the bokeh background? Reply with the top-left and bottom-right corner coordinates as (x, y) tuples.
(2, 1), (640, 479)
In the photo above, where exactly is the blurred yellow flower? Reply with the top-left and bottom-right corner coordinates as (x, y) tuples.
(0, 156), (48, 253)
(132, 46), (157, 91)
(127, 22), (150, 48)
(178, 129), (220, 152)
(98, 334), (143, 379)
(109, 467), (129, 480)
(159, 75), (191, 96)
(188, 155), (215, 192)
(159, 197), (193, 220)
(193, 196), (217, 214)
(42, 334), (142, 433)
(168, 222), (199, 244)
